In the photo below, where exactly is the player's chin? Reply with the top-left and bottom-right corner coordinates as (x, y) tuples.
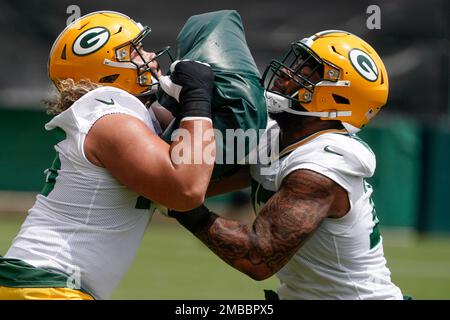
(268, 111), (296, 127)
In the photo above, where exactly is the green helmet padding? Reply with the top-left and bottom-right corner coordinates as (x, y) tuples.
(158, 10), (267, 179)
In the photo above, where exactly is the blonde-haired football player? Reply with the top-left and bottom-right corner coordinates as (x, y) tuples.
(0, 11), (215, 300)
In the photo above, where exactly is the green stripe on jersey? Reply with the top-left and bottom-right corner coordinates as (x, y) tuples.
(40, 127), (66, 197)
(0, 256), (89, 294)
(40, 154), (61, 196)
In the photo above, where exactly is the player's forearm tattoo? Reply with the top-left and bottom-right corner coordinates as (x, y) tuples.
(194, 169), (335, 278)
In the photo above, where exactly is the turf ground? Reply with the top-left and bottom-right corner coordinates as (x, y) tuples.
(1, 214), (449, 299)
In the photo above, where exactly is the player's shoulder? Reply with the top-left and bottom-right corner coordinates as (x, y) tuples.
(69, 86), (150, 127)
(316, 132), (375, 158)
(73, 86), (145, 111)
(46, 86), (150, 134)
(285, 131), (376, 178)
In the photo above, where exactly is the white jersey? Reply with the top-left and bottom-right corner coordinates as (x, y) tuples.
(6, 87), (159, 299)
(250, 121), (402, 300)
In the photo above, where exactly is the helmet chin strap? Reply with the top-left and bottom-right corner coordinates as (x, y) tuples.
(265, 90), (352, 119)
(265, 90), (292, 113)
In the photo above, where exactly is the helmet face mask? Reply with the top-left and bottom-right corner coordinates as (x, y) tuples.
(262, 30), (389, 132)
(112, 26), (174, 95)
(263, 42), (341, 112)
(136, 45), (174, 96)
(263, 43), (324, 103)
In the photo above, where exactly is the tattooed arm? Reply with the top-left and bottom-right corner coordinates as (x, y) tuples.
(173, 169), (349, 280)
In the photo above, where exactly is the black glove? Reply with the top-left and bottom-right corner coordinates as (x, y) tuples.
(159, 60), (214, 119)
(168, 204), (216, 234)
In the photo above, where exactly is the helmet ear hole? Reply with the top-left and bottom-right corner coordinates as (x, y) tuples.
(331, 45), (344, 57)
(332, 94), (350, 105)
(99, 74), (120, 83)
(113, 26), (123, 35)
(61, 45), (67, 60)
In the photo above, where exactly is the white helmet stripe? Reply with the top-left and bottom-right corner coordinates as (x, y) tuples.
(300, 30), (352, 48)
(300, 36), (315, 47)
(315, 30), (352, 37)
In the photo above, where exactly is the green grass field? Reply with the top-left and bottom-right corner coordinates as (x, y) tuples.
(1, 214), (449, 299)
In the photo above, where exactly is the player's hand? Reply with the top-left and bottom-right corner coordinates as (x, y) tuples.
(159, 60), (214, 119)
(167, 204), (215, 234)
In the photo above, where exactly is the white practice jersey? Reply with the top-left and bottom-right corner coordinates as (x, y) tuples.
(6, 87), (160, 299)
(250, 121), (402, 300)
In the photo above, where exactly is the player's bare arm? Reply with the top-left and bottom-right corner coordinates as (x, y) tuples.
(85, 115), (214, 211)
(172, 169), (349, 280)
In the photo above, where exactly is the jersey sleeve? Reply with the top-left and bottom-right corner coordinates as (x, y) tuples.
(45, 87), (155, 135)
(275, 134), (376, 192)
(44, 87), (156, 172)
(72, 87), (154, 134)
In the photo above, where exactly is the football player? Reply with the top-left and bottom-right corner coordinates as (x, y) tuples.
(0, 11), (215, 299)
(168, 30), (404, 299)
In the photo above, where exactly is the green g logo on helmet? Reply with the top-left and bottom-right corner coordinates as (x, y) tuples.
(72, 27), (110, 56)
(349, 49), (379, 82)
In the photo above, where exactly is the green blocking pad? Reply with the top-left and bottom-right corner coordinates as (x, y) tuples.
(158, 10), (268, 179)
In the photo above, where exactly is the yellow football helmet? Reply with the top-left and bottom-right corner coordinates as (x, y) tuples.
(263, 30), (389, 132)
(48, 11), (172, 96)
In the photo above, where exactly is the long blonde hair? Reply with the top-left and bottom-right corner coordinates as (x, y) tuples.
(45, 79), (101, 115)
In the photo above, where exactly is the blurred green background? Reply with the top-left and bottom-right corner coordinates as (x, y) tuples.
(1, 214), (449, 299)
